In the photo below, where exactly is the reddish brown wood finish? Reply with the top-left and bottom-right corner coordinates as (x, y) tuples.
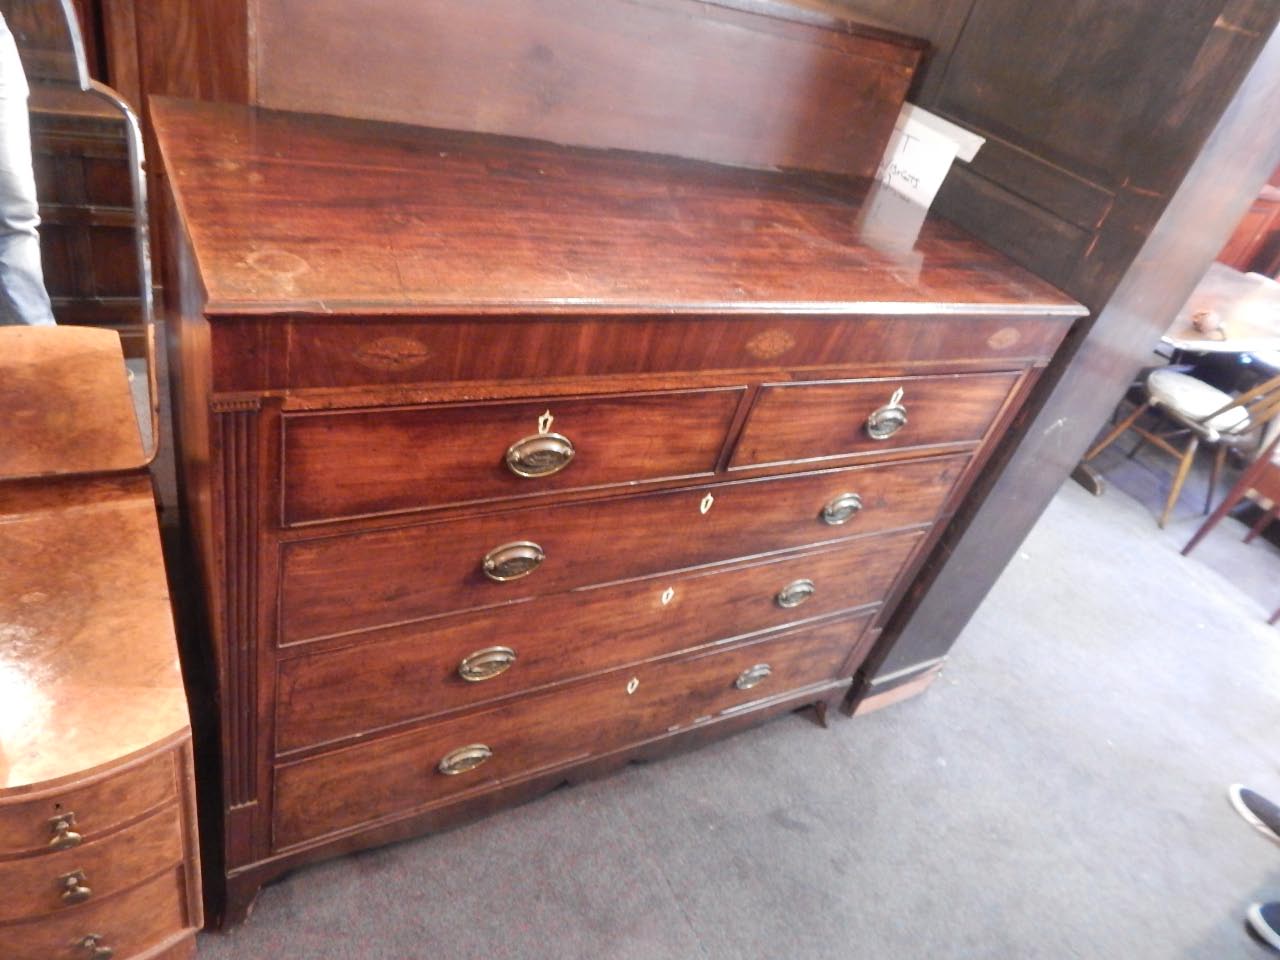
(0, 865), (191, 960)
(279, 456), (965, 642)
(273, 612), (873, 850)
(152, 99), (1079, 318)
(275, 532), (921, 753)
(730, 370), (1020, 468)
(153, 88), (1079, 924)
(282, 387), (745, 524)
(0, 805), (183, 923)
(253, 0), (921, 178)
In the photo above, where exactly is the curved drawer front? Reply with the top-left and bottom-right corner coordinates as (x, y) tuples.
(275, 530), (922, 752)
(0, 749), (177, 860)
(273, 611), (872, 849)
(730, 371), (1021, 468)
(0, 805), (182, 923)
(0, 865), (189, 960)
(280, 455), (964, 642)
(282, 387), (744, 524)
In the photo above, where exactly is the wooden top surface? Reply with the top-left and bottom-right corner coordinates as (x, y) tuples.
(0, 474), (189, 793)
(153, 98), (1084, 319)
(0, 326), (144, 480)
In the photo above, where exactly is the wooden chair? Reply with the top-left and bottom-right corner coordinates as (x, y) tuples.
(1082, 369), (1280, 527)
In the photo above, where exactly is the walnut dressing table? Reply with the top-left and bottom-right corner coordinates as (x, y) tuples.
(152, 9), (1083, 922)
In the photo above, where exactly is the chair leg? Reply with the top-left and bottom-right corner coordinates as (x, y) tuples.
(1204, 444), (1227, 515)
(1244, 504), (1278, 544)
(1084, 403), (1150, 462)
(1160, 436), (1199, 529)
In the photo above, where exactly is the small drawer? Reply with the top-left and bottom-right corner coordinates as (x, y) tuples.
(0, 749), (176, 859)
(281, 387), (744, 524)
(0, 864), (190, 960)
(730, 371), (1021, 468)
(275, 530), (923, 752)
(0, 804), (183, 923)
(273, 611), (872, 849)
(280, 454), (965, 642)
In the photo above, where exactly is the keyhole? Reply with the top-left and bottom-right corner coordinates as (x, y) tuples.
(700, 493), (714, 515)
(538, 410), (554, 434)
(661, 587), (675, 605)
(626, 677), (639, 695)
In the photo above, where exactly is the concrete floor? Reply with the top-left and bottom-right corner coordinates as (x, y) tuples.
(197, 439), (1280, 959)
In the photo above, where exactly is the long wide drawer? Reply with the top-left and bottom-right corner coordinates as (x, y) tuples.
(0, 865), (189, 960)
(282, 386), (745, 524)
(273, 612), (872, 849)
(0, 804), (183, 923)
(730, 371), (1020, 468)
(280, 454), (966, 642)
(276, 530), (922, 752)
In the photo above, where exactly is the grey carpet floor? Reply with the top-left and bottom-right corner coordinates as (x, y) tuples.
(197, 445), (1280, 959)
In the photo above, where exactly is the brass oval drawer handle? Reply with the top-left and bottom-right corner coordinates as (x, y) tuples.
(735, 664), (773, 690)
(505, 432), (575, 478)
(61, 869), (92, 904)
(78, 934), (113, 959)
(865, 387), (907, 440)
(775, 578), (816, 609)
(458, 646), (517, 682)
(482, 541), (545, 581)
(49, 812), (82, 850)
(820, 492), (863, 526)
(438, 744), (493, 776)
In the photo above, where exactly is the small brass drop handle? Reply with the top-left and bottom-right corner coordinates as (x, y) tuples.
(458, 646), (517, 682)
(78, 934), (113, 959)
(438, 744), (493, 776)
(60, 869), (92, 904)
(48, 812), (82, 850)
(776, 578), (816, 609)
(865, 387), (907, 440)
(482, 541), (545, 582)
(820, 492), (863, 526)
(505, 432), (575, 478)
(735, 664), (773, 690)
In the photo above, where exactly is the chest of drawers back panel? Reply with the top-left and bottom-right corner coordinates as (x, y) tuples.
(154, 94), (1082, 923)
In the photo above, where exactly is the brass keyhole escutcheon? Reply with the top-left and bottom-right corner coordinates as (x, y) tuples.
(866, 387), (907, 440)
(700, 493), (715, 515)
(482, 541), (545, 581)
(626, 677), (640, 695)
(661, 587), (675, 606)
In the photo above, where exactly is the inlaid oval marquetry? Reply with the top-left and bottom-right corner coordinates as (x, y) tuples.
(244, 247), (311, 278)
(352, 336), (433, 371)
(746, 328), (796, 360)
(986, 327), (1021, 350)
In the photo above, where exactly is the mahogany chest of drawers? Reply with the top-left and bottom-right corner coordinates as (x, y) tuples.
(153, 96), (1082, 923)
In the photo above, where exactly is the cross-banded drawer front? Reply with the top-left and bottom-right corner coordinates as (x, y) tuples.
(0, 751), (176, 859)
(281, 387), (745, 524)
(731, 371), (1021, 468)
(279, 455), (966, 643)
(0, 865), (189, 960)
(273, 611), (872, 849)
(0, 805), (183, 923)
(275, 529), (923, 753)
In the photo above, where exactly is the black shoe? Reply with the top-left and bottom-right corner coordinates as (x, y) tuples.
(1229, 785), (1280, 845)
(1248, 902), (1280, 952)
